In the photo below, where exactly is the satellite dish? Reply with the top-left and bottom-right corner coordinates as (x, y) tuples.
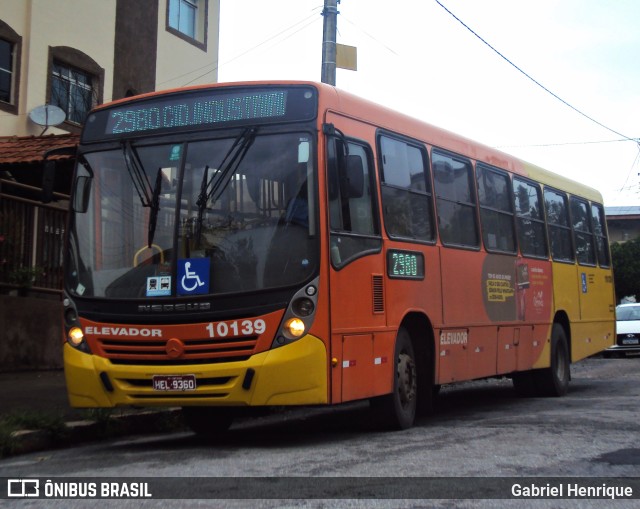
(29, 104), (66, 127)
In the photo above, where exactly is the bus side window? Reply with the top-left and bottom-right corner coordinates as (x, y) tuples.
(432, 150), (479, 248)
(591, 203), (610, 267)
(327, 138), (380, 267)
(513, 178), (547, 258)
(378, 134), (435, 242)
(570, 196), (596, 266)
(476, 164), (516, 254)
(544, 188), (574, 262)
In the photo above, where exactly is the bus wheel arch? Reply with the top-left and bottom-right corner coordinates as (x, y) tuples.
(401, 312), (437, 416)
(552, 311), (572, 364)
(370, 313), (436, 429)
(533, 318), (571, 396)
(513, 314), (571, 398)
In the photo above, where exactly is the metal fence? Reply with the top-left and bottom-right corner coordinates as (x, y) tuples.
(0, 179), (68, 294)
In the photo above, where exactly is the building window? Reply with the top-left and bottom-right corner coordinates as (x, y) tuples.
(47, 47), (104, 131)
(51, 62), (94, 124)
(169, 0), (196, 38)
(0, 39), (13, 103)
(0, 20), (21, 115)
(167, 0), (208, 50)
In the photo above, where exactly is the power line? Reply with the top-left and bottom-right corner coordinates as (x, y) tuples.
(183, 11), (321, 86)
(157, 8), (323, 87)
(434, 0), (638, 143)
(340, 15), (399, 56)
(496, 138), (636, 149)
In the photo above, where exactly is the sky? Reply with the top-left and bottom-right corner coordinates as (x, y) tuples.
(211, 0), (640, 207)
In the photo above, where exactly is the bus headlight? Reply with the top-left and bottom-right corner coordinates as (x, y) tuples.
(68, 327), (85, 346)
(283, 318), (306, 339)
(292, 297), (315, 317)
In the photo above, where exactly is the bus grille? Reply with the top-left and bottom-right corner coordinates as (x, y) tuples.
(93, 336), (259, 365)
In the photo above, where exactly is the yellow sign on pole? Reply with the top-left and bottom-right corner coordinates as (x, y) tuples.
(336, 44), (357, 71)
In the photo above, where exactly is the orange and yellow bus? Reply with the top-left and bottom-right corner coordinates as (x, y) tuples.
(61, 81), (615, 432)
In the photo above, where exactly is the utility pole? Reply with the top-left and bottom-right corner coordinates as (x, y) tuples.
(321, 0), (339, 85)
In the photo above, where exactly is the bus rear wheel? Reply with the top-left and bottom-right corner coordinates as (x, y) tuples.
(512, 323), (570, 397)
(533, 323), (570, 396)
(182, 407), (235, 436)
(370, 327), (417, 430)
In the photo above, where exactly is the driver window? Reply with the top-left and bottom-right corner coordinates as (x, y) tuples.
(327, 137), (381, 268)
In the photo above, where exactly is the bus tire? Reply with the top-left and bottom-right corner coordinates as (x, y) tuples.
(182, 407), (235, 436)
(533, 323), (570, 397)
(370, 327), (417, 430)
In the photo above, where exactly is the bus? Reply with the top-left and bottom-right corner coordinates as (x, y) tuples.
(60, 81), (616, 432)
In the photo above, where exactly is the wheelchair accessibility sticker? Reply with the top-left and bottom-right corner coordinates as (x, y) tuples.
(178, 258), (210, 295)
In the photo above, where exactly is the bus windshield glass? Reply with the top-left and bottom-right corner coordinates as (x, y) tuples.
(67, 131), (317, 299)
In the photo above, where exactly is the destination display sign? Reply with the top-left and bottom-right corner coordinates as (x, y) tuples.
(82, 86), (317, 142)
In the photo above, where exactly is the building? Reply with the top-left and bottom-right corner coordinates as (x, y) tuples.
(1, 0), (220, 138)
(0, 1), (221, 370)
(605, 206), (640, 244)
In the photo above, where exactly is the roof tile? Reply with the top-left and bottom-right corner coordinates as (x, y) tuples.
(0, 134), (79, 165)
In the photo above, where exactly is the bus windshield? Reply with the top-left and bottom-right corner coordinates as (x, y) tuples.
(67, 130), (317, 299)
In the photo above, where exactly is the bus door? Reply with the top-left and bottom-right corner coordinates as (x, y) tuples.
(324, 119), (387, 403)
(433, 150), (488, 383)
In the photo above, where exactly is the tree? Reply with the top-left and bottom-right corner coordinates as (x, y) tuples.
(611, 238), (640, 302)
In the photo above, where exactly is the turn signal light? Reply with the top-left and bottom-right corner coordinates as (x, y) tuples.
(283, 318), (305, 339)
(68, 327), (84, 346)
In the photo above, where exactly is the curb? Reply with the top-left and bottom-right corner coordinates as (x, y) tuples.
(6, 409), (184, 457)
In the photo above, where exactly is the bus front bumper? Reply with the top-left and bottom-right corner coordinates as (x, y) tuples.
(64, 335), (328, 408)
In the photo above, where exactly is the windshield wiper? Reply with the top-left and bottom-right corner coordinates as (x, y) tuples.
(148, 168), (163, 248)
(122, 141), (153, 207)
(194, 127), (258, 247)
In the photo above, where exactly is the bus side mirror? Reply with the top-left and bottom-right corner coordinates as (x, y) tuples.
(73, 176), (92, 213)
(42, 160), (56, 204)
(343, 155), (364, 198)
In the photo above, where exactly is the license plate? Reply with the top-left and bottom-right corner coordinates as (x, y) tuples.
(152, 374), (197, 391)
(622, 338), (639, 345)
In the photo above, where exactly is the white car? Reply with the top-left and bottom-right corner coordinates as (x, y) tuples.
(605, 303), (640, 357)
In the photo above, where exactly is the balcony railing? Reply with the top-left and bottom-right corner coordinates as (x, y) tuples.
(0, 179), (69, 294)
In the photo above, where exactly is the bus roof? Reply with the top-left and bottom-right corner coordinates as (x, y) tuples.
(321, 83), (603, 204)
(93, 80), (603, 204)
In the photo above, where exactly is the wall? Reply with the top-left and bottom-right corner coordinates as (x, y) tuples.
(0, 295), (63, 370)
(0, 0), (116, 137)
(155, 0), (220, 90)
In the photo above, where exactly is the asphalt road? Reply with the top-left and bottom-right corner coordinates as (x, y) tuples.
(1, 355), (639, 508)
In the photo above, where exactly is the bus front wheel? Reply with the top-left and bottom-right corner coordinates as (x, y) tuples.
(370, 327), (417, 430)
(182, 407), (235, 436)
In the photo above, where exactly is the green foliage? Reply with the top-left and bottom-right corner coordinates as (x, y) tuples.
(8, 266), (44, 287)
(611, 238), (640, 303)
(0, 411), (67, 458)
